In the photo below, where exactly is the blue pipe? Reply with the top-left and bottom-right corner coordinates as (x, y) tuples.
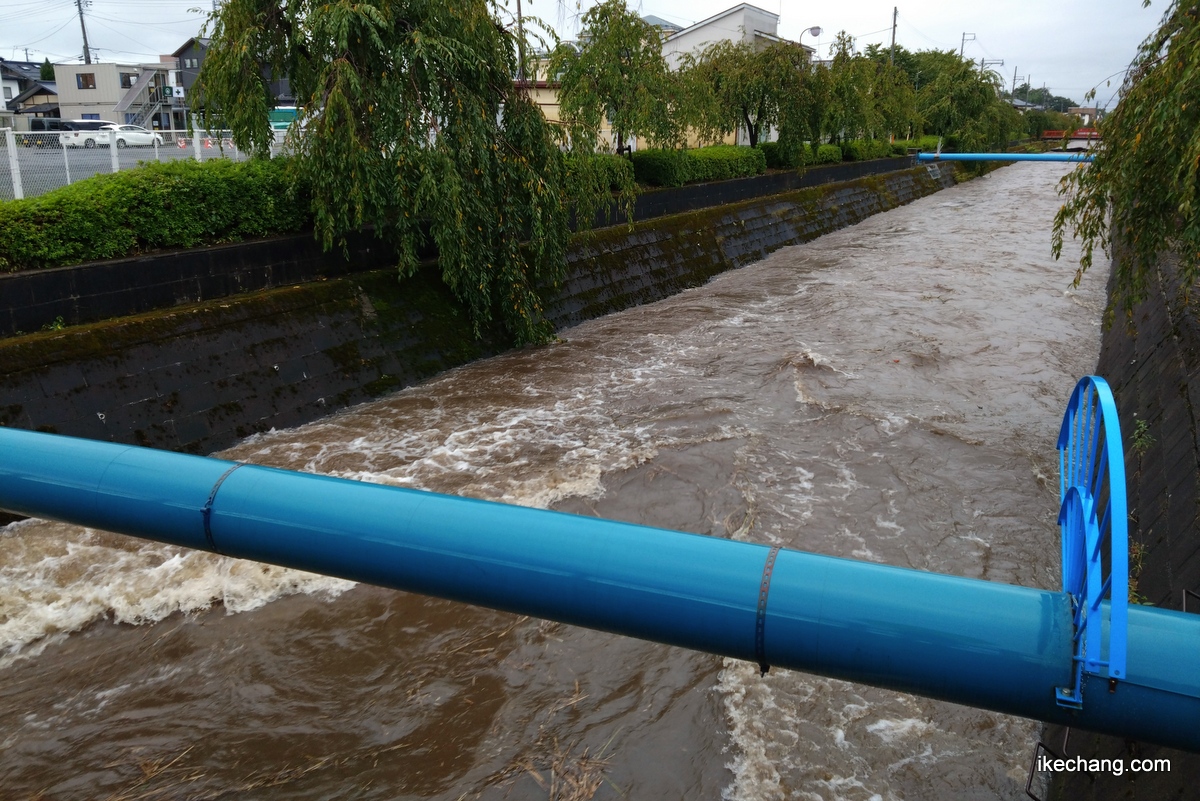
(1, 427), (1198, 752)
(917, 152), (1094, 162)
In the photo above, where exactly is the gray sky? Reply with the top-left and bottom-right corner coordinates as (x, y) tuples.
(3, 0), (1166, 109)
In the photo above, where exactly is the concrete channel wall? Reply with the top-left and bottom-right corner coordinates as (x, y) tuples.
(0, 157), (917, 339)
(1046, 253), (1200, 800)
(0, 162), (967, 458)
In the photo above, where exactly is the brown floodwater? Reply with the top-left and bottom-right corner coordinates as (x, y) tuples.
(0, 162), (1103, 800)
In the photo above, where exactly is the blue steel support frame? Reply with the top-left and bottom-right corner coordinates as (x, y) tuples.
(1056, 376), (1128, 709)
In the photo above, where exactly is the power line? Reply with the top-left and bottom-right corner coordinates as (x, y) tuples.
(13, 16), (76, 48)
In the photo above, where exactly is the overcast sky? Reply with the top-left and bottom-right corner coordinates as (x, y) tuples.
(2, 0), (1166, 109)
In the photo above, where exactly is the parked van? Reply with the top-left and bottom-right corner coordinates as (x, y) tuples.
(25, 117), (68, 147)
(59, 119), (114, 148)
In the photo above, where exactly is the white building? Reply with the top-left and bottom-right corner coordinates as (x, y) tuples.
(662, 3), (783, 69)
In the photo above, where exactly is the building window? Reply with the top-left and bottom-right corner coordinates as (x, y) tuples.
(82, 113), (100, 120)
(77, 73), (96, 89)
(2, 87), (11, 100)
(120, 72), (137, 89)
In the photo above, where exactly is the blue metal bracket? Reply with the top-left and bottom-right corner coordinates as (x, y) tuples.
(1055, 377), (1128, 709)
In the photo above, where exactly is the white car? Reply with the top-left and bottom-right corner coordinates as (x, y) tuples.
(102, 124), (164, 148)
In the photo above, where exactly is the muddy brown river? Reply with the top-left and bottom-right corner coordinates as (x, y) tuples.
(1, 162), (1103, 800)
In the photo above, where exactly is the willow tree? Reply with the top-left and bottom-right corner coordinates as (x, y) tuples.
(1053, 0), (1200, 325)
(823, 32), (873, 143)
(193, 0), (570, 345)
(546, 0), (677, 153)
(915, 53), (1008, 150)
(681, 40), (809, 148)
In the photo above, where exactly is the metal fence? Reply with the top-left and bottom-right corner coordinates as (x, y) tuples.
(1, 128), (287, 201)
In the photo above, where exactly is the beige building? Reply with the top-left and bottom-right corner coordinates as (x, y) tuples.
(55, 63), (141, 123)
(53, 62), (174, 128)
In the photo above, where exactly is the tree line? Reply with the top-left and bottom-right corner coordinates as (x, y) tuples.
(193, 0), (1079, 344)
(546, 1), (1039, 156)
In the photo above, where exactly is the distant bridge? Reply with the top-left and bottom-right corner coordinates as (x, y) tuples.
(1046, 127), (1099, 149)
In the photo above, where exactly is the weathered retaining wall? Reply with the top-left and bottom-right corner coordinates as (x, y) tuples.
(0, 163), (966, 463)
(1045, 254), (1200, 800)
(0, 157), (920, 338)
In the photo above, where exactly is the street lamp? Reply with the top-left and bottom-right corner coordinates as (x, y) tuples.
(799, 25), (822, 58)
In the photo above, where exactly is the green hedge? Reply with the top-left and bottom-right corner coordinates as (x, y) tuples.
(815, 144), (842, 164)
(758, 141), (815, 169)
(893, 135), (944, 153)
(631, 145), (766, 187)
(0, 158), (309, 272)
(841, 139), (893, 161)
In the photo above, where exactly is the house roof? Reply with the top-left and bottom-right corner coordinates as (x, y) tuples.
(0, 59), (43, 80)
(16, 101), (59, 115)
(171, 37), (211, 57)
(671, 3), (779, 39)
(642, 14), (683, 32)
(11, 80), (56, 106)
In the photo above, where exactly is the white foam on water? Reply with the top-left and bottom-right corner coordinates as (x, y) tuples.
(719, 660), (787, 801)
(865, 717), (936, 744)
(0, 520), (353, 669)
(1, 328), (702, 666)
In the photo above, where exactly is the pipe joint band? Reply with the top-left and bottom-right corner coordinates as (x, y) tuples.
(202, 463), (243, 554)
(755, 546), (781, 676)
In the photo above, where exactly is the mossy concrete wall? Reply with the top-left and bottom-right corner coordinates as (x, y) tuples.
(0, 163), (966, 462)
(1045, 253), (1200, 800)
(0, 157), (920, 338)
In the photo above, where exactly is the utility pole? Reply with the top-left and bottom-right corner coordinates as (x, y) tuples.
(980, 58), (1003, 78)
(889, 6), (897, 66)
(959, 32), (974, 59)
(75, 0), (91, 64)
(1012, 65), (1018, 100)
(515, 0), (525, 82)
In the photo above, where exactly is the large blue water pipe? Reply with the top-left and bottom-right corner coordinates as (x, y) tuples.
(0, 377), (1196, 752)
(917, 152), (1094, 162)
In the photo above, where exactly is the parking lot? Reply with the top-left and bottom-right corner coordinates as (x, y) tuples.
(1, 130), (260, 201)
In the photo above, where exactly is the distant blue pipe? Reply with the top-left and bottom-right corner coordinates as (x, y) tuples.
(0, 427), (1197, 752)
(917, 152), (1094, 162)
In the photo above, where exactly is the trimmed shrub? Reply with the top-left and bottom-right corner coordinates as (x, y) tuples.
(842, 139), (892, 161)
(688, 145), (766, 182)
(815, 144), (842, 164)
(892, 135), (945, 153)
(632, 145), (766, 187)
(758, 141), (783, 168)
(759, 140), (812, 169)
(0, 157), (309, 272)
(630, 149), (691, 187)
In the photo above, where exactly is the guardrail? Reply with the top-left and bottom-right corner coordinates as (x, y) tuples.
(1, 128), (288, 201)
